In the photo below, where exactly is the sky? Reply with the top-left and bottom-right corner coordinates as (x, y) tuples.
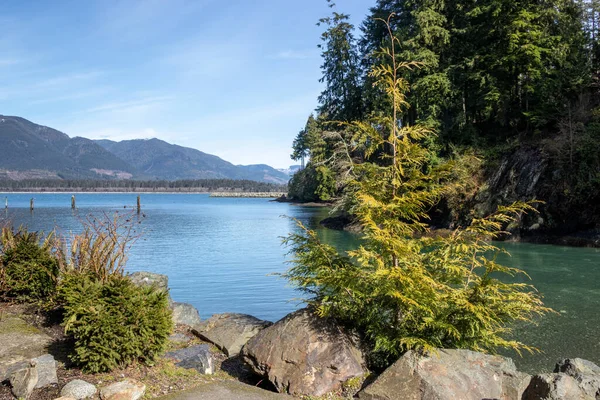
(0, 0), (373, 169)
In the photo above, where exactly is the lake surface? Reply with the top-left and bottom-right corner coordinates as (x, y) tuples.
(2, 192), (599, 373)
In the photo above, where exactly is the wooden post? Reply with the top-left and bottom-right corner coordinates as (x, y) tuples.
(71, 195), (76, 209)
(30, 198), (34, 211)
(137, 195), (141, 214)
(4, 197), (7, 209)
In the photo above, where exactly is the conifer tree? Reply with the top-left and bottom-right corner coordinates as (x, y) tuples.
(284, 14), (550, 367)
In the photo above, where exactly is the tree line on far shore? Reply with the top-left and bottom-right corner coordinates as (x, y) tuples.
(0, 179), (287, 193)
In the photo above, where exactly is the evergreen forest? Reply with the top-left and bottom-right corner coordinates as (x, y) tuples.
(289, 0), (600, 236)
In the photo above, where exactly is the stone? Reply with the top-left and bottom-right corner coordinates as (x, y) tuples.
(165, 344), (214, 375)
(192, 313), (272, 357)
(129, 271), (169, 292)
(9, 360), (38, 400)
(171, 302), (201, 326)
(155, 380), (289, 400)
(61, 379), (98, 400)
(169, 333), (192, 344)
(554, 358), (600, 398)
(555, 358), (600, 377)
(0, 316), (51, 381)
(100, 378), (146, 400)
(54, 397), (77, 400)
(33, 354), (58, 388)
(241, 308), (365, 397)
(358, 349), (531, 400)
(522, 373), (591, 400)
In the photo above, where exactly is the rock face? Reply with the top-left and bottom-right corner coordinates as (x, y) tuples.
(0, 316), (51, 381)
(171, 302), (202, 326)
(358, 349), (531, 400)
(129, 271), (169, 293)
(9, 360), (38, 399)
(33, 354), (58, 388)
(61, 379), (98, 399)
(242, 308), (365, 396)
(100, 378), (146, 400)
(554, 358), (600, 398)
(165, 344), (214, 375)
(522, 373), (590, 400)
(193, 313), (272, 357)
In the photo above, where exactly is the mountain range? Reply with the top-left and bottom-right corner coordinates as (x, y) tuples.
(0, 115), (290, 184)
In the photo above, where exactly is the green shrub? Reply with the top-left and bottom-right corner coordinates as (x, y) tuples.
(59, 272), (173, 373)
(0, 227), (60, 302)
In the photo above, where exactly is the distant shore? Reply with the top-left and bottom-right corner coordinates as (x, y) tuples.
(0, 187), (284, 194)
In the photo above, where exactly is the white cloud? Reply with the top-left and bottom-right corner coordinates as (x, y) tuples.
(28, 87), (112, 105)
(84, 96), (174, 114)
(79, 128), (162, 142)
(0, 58), (20, 66)
(272, 50), (316, 60)
(34, 71), (104, 88)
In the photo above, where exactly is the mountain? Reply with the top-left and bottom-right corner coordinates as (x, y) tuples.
(278, 165), (302, 177)
(96, 139), (290, 184)
(0, 115), (137, 180)
(0, 115), (289, 183)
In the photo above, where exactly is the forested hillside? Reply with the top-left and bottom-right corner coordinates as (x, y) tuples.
(0, 115), (289, 184)
(289, 0), (600, 240)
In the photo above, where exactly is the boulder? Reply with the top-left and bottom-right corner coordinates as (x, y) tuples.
(554, 358), (600, 398)
(100, 378), (146, 400)
(522, 373), (591, 400)
(33, 354), (58, 388)
(9, 360), (38, 399)
(358, 349), (531, 400)
(129, 271), (169, 292)
(171, 302), (201, 326)
(61, 379), (98, 400)
(0, 316), (51, 381)
(241, 308), (365, 396)
(169, 333), (192, 344)
(192, 313), (272, 357)
(165, 344), (214, 375)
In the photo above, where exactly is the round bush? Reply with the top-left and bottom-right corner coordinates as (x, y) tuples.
(0, 230), (59, 302)
(59, 273), (173, 373)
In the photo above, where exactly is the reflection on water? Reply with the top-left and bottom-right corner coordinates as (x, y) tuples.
(2, 193), (599, 373)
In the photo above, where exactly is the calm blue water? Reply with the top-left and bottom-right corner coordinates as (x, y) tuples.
(2, 192), (599, 373)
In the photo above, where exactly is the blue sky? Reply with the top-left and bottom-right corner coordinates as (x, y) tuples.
(0, 0), (373, 169)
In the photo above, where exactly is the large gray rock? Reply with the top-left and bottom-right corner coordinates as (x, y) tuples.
(33, 354), (58, 388)
(168, 333), (192, 344)
(358, 349), (531, 400)
(165, 344), (214, 375)
(0, 316), (51, 381)
(129, 271), (169, 292)
(9, 360), (38, 399)
(522, 373), (591, 400)
(193, 313), (272, 357)
(554, 358), (600, 398)
(155, 380), (289, 400)
(171, 302), (201, 326)
(242, 308), (365, 397)
(61, 379), (98, 399)
(100, 378), (146, 400)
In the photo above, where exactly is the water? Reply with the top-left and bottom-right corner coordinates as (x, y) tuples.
(2, 192), (599, 373)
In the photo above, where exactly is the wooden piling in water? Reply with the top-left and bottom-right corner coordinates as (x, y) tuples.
(30, 198), (34, 211)
(71, 195), (76, 209)
(4, 197), (7, 209)
(137, 195), (141, 213)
